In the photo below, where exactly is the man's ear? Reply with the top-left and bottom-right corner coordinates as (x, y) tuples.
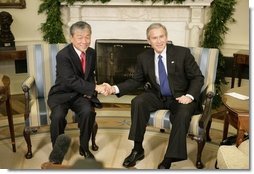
(147, 39), (151, 45)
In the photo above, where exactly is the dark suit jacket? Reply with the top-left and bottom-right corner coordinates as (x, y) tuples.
(47, 44), (100, 109)
(116, 44), (204, 104)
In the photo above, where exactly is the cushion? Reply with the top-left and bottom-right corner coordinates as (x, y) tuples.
(148, 110), (201, 136)
(148, 110), (171, 129)
(238, 139), (249, 156)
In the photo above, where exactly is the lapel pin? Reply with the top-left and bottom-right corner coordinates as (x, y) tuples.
(171, 61), (174, 64)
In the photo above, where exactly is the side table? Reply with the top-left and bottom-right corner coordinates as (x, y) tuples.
(0, 74), (16, 152)
(0, 46), (26, 61)
(231, 50), (249, 88)
(222, 86), (249, 147)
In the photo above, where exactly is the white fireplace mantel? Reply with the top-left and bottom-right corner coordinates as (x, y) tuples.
(61, 0), (214, 47)
(61, 0), (213, 6)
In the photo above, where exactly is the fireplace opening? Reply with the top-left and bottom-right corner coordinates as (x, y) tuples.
(95, 39), (151, 95)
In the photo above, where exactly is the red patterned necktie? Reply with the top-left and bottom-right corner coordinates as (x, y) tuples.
(80, 52), (86, 73)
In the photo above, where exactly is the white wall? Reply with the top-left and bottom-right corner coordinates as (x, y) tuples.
(0, 0), (46, 43)
(221, 0), (249, 56)
(0, 0), (46, 94)
(0, 0), (249, 50)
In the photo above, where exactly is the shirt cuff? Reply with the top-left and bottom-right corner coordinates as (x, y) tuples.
(186, 94), (194, 100)
(113, 85), (120, 94)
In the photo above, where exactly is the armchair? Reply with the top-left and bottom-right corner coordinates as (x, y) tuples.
(22, 44), (99, 159)
(147, 47), (219, 169)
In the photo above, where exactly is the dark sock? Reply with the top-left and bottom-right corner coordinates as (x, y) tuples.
(134, 141), (143, 152)
(161, 157), (172, 169)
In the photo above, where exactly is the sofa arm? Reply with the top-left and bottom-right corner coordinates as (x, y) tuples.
(217, 144), (249, 169)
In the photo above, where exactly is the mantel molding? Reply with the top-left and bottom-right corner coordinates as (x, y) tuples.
(61, 0), (214, 47)
(61, 0), (213, 7)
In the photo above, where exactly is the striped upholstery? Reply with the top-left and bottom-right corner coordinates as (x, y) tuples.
(148, 47), (219, 136)
(22, 44), (100, 159)
(24, 44), (67, 128)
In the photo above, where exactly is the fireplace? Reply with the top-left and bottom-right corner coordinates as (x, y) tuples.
(61, 0), (213, 48)
(61, 0), (214, 94)
(95, 39), (151, 94)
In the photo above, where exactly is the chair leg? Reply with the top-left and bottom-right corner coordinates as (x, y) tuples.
(91, 121), (99, 151)
(195, 138), (205, 169)
(6, 96), (16, 152)
(23, 128), (33, 159)
(206, 120), (212, 142)
(215, 159), (219, 169)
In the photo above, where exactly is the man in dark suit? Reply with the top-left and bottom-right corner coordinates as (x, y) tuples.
(47, 21), (105, 160)
(104, 23), (204, 169)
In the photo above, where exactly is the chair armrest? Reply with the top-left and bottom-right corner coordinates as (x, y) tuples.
(22, 76), (35, 92)
(22, 76), (35, 103)
(206, 83), (215, 94)
(198, 91), (214, 129)
(22, 76), (35, 128)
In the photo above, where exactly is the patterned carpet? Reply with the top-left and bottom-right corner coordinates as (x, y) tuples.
(0, 94), (236, 170)
(0, 111), (231, 170)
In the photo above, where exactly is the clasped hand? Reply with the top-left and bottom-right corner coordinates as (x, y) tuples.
(176, 95), (193, 104)
(95, 83), (115, 96)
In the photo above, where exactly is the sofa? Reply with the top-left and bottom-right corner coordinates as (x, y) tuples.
(216, 139), (249, 169)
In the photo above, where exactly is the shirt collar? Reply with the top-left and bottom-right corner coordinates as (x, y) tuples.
(73, 45), (82, 58)
(154, 47), (167, 59)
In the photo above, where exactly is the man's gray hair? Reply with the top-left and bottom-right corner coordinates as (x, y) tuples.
(70, 21), (92, 36)
(146, 23), (168, 39)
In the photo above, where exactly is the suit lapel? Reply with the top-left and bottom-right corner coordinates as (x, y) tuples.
(69, 44), (83, 74)
(166, 44), (176, 92)
(146, 51), (159, 89)
(166, 44), (176, 73)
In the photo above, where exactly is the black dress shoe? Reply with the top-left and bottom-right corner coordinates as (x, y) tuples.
(79, 147), (95, 159)
(157, 162), (171, 169)
(123, 149), (144, 168)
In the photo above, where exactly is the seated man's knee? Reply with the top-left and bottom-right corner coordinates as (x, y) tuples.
(131, 95), (145, 107)
(50, 105), (67, 121)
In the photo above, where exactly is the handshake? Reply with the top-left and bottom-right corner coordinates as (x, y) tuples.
(95, 83), (116, 96)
